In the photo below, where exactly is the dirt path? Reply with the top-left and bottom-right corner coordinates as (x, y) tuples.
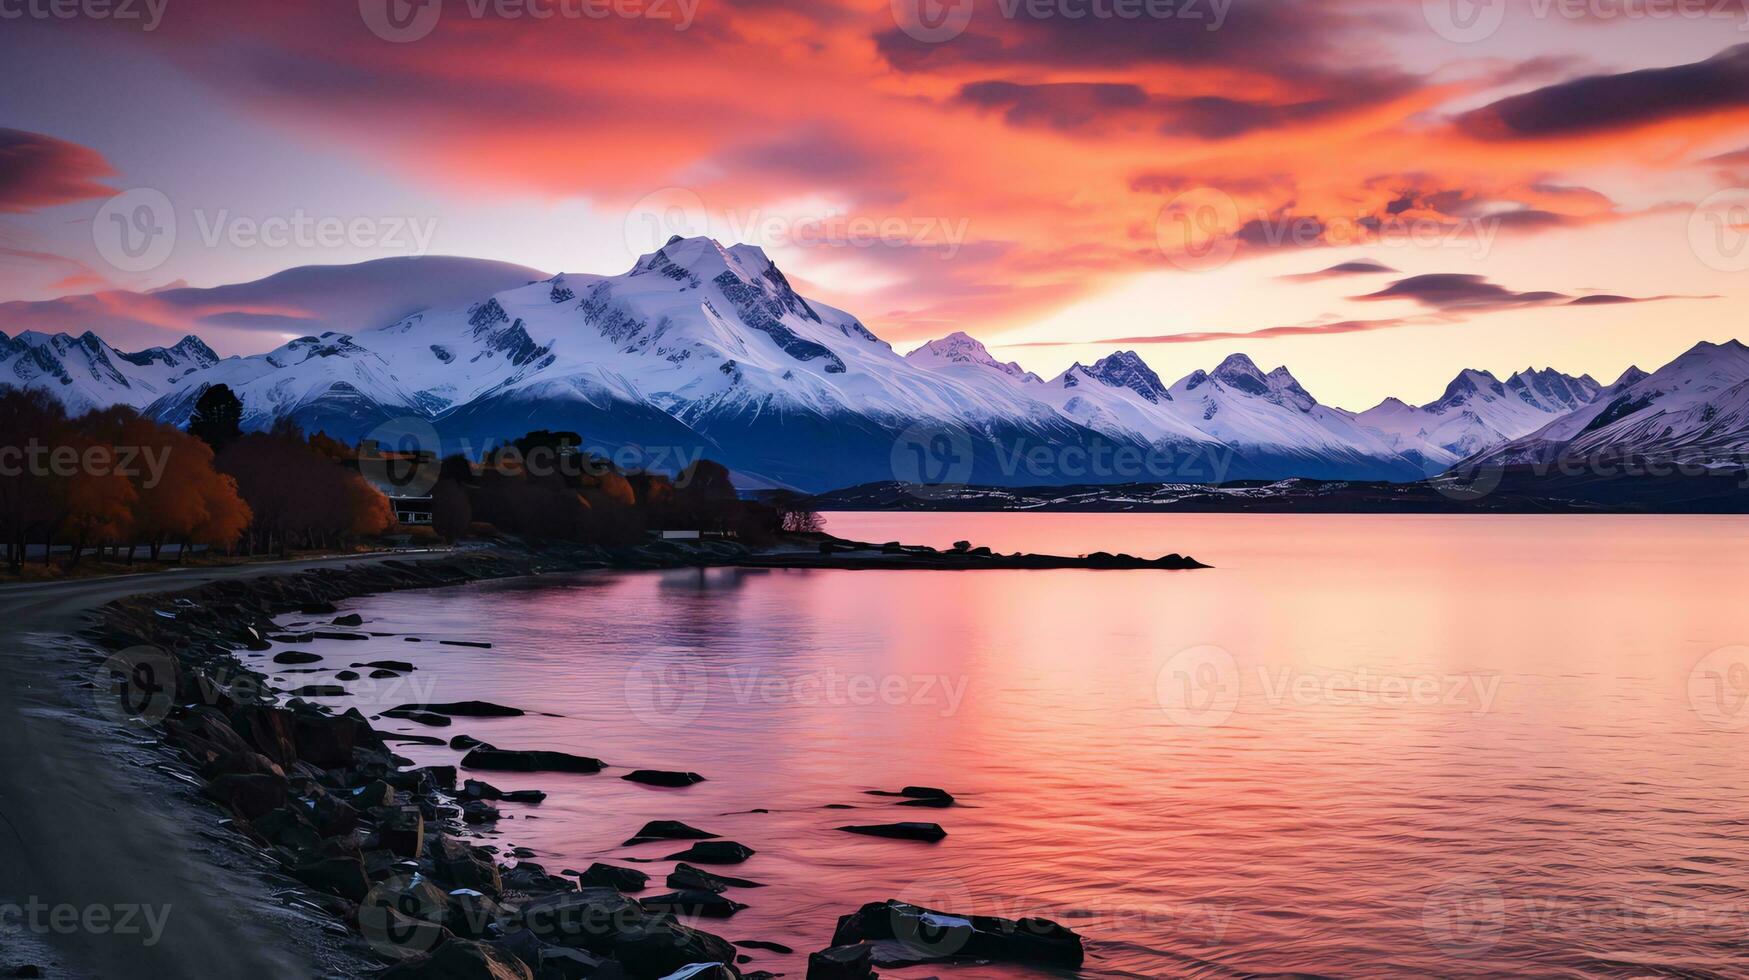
(0, 553), (450, 979)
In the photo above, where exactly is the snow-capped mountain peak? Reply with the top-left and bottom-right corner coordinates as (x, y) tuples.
(906, 331), (1041, 383)
(1463, 338), (1749, 470)
(1064, 350), (1170, 403)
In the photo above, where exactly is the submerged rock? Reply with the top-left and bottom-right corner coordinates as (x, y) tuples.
(272, 651), (322, 664)
(837, 822), (946, 842)
(662, 841), (755, 865)
(640, 889), (747, 919)
(622, 770), (706, 787)
(623, 820), (718, 846)
(393, 700), (525, 718)
(462, 748), (604, 774)
(667, 863), (763, 893)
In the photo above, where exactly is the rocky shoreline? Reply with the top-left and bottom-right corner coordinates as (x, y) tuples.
(76, 535), (1190, 978)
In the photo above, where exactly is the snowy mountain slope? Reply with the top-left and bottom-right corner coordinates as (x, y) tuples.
(0, 330), (218, 413)
(1351, 367), (1602, 463)
(12, 236), (1713, 490)
(1461, 340), (1749, 471)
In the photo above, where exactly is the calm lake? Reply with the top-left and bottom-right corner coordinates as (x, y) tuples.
(289, 514), (1749, 979)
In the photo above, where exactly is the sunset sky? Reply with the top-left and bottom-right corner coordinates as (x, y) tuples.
(3, 0), (1748, 409)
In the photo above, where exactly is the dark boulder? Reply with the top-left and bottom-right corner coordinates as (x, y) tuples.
(292, 853), (371, 902)
(666, 864), (763, 893)
(610, 917), (739, 978)
(806, 944), (873, 980)
(639, 890), (747, 919)
(202, 773), (288, 821)
(272, 651), (322, 665)
(518, 888), (644, 953)
(829, 900), (1083, 968)
(622, 820), (717, 846)
(332, 613), (365, 626)
(575, 863), (649, 892)
(433, 837), (502, 896)
(379, 939), (533, 980)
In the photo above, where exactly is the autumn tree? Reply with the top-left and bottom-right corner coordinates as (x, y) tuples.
(0, 389), (68, 571)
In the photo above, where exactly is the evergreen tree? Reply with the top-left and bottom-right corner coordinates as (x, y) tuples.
(188, 384), (243, 450)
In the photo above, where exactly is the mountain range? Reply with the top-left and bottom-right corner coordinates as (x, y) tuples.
(3, 237), (1744, 492)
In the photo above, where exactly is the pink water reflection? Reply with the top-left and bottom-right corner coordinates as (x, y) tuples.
(286, 514), (1749, 979)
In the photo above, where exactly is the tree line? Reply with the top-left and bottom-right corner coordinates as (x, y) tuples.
(3, 382), (825, 574)
(0, 385), (392, 572)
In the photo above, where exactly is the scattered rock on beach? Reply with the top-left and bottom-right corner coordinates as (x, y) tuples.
(287, 684), (346, 698)
(331, 613), (364, 626)
(272, 650), (322, 664)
